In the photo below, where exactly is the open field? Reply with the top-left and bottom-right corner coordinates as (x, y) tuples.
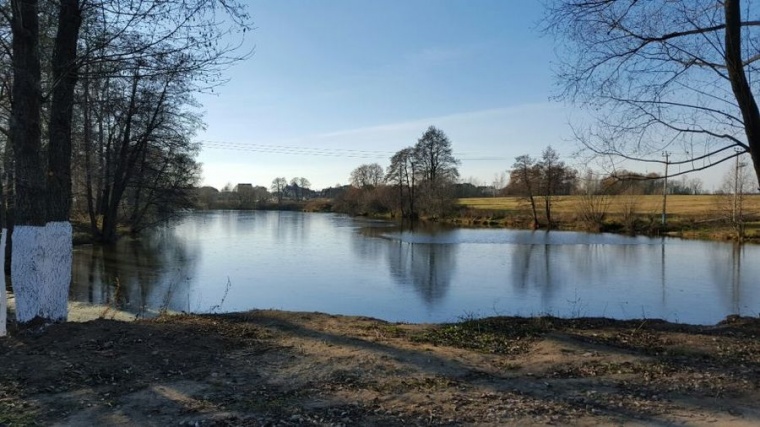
(459, 194), (760, 218)
(455, 195), (760, 240)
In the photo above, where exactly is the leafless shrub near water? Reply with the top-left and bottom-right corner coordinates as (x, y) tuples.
(620, 192), (641, 233)
(575, 192), (611, 231)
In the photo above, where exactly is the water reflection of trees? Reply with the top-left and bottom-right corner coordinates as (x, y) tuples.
(709, 243), (745, 314)
(273, 211), (309, 244)
(351, 225), (388, 261)
(351, 221), (459, 306)
(509, 237), (650, 303)
(385, 240), (457, 306)
(510, 244), (557, 301)
(71, 226), (198, 316)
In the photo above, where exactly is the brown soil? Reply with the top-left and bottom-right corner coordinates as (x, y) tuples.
(2, 310), (760, 426)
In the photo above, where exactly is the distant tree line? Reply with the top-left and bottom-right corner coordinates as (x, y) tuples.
(196, 177), (316, 210)
(195, 126), (463, 218)
(191, 133), (722, 228)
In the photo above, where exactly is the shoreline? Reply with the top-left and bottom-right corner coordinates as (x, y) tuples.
(3, 293), (752, 330)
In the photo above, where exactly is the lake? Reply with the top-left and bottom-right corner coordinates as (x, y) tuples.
(70, 210), (760, 324)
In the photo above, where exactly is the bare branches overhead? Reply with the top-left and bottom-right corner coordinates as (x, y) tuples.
(544, 0), (760, 185)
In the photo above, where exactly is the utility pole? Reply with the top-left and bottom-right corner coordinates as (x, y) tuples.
(732, 149), (745, 236)
(733, 151), (740, 224)
(662, 152), (669, 226)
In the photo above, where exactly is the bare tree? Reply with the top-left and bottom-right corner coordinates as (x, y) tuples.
(385, 148), (417, 218)
(126, 145), (201, 234)
(620, 189), (641, 233)
(271, 177), (287, 204)
(72, 0), (250, 244)
(414, 126), (459, 184)
(413, 126), (460, 218)
(689, 177), (705, 195)
(3, 0), (250, 325)
(92, 61), (203, 242)
(297, 177), (311, 199)
(350, 163), (384, 188)
(545, 0), (760, 188)
(507, 149), (578, 228)
(575, 169), (610, 231)
(539, 146), (577, 227)
(717, 154), (755, 239)
(492, 172), (507, 197)
(510, 155), (540, 228)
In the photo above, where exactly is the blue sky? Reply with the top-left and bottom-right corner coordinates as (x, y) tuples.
(196, 1), (727, 191)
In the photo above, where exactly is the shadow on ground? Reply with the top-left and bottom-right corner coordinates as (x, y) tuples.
(1, 311), (759, 426)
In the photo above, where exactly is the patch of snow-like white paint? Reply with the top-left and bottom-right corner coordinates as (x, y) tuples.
(12, 222), (72, 323)
(0, 228), (5, 336)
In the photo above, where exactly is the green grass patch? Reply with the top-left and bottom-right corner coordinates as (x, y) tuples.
(0, 396), (38, 427)
(411, 317), (556, 355)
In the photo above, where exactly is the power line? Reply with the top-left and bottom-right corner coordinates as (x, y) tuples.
(199, 140), (394, 159)
(198, 139), (508, 161)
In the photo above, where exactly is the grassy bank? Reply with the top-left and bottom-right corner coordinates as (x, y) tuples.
(455, 195), (760, 241)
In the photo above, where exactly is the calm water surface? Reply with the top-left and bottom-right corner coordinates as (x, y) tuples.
(70, 210), (760, 324)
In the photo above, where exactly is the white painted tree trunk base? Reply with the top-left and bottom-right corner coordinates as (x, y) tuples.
(12, 222), (72, 324)
(0, 228), (6, 336)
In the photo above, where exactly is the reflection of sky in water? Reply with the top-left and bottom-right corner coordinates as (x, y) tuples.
(71, 211), (760, 325)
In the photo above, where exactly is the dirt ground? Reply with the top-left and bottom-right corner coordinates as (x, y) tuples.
(2, 307), (760, 426)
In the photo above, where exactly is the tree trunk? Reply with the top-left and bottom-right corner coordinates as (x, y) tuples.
(398, 181), (405, 218)
(10, 0), (46, 228)
(725, 0), (760, 189)
(4, 144), (15, 276)
(0, 230), (6, 337)
(11, 0), (49, 323)
(10, 0), (81, 324)
(409, 162), (416, 219)
(83, 73), (100, 237)
(528, 194), (538, 229)
(129, 154), (147, 232)
(521, 168), (539, 229)
(48, 0), (81, 222)
(101, 74), (139, 243)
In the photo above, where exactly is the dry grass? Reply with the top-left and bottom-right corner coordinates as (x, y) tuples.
(459, 194), (760, 217)
(456, 194), (760, 240)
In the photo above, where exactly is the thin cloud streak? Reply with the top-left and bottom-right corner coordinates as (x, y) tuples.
(314, 102), (565, 141)
(197, 102), (577, 189)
